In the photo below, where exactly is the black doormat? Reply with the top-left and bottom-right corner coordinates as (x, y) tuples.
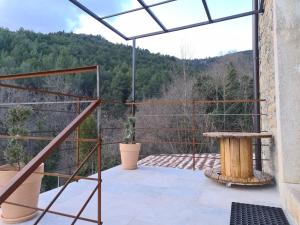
(230, 202), (290, 225)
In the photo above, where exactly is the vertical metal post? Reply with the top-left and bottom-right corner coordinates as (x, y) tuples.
(132, 39), (136, 114)
(96, 65), (101, 136)
(192, 100), (196, 171)
(132, 39), (136, 141)
(252, 0), (262, 171)
(97, 139), (102, 225)
(96, 65), (102, 224)
(76, 98), (80, 167)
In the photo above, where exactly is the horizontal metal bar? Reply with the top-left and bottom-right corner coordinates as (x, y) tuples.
(0, 83), (94, 100)
(0, 65), (97, 81)
(101, 126), (263, 131)
(4, 201), (97, 223)
(102, 127), (199, 131)
(139, 153), (270, 160)
(101, 0), (177, 20)
(137, 140), (210, 145)
(135, 113), (267, 117)
(69, 0), (129, 40)
(0, 105), (77, 114)
(126, 98), (265, 105)
(101, 141), (122, 145)
(128, 9), (261, 40)
(100, 99), (265, 106)
(0, 100), (100, 205)
(34, 171), (98, 181)
(0, 100), (94, 107)
(137, 0), (167, 31)
(140, 153), (220, 159)
(0, 134), (98, 143)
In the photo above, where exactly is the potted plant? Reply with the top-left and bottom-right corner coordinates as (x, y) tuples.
(0, 106), (44, 223)
(119, 117), (141, 170)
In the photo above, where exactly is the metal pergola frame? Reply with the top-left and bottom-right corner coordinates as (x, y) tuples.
(69, 0), (264, 41)
(69, 0), (264, 171)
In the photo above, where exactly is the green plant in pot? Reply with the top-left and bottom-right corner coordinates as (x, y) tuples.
(0, 106), (44, 224)
(119, 117), (141, 170)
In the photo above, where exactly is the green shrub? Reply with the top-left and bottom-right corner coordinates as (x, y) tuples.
(4, 106), (32, 170)
(123, 117), (135, 144)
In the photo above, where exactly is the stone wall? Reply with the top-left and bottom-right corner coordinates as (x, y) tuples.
(260, 0), (300, 224)
(259, 0), (277, 176)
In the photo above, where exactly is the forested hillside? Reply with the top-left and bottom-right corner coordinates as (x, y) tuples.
(0, 28), (253, 190)
(0, 28), (180, 101)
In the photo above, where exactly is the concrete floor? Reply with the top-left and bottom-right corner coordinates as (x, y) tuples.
(1, 166), (281, 225)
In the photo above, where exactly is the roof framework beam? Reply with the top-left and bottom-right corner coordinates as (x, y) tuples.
(101, 0), (177, 20)
(202, 0), (212, 22)
(69, 0), (264, 41)
(137, 0), (168, 32)
(128, 9), (261, 40)
(69, 0), (129, 40)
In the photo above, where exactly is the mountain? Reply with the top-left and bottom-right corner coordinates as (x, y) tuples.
(0, 28), (253, 102)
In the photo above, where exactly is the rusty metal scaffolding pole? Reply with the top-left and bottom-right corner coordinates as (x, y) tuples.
(253, 0), (262, 171)
(0, 65), (97, 81)
(0, 82), (94, 100)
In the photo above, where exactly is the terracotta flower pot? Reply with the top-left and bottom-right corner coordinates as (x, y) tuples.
(0, 163), (44, 224)
(119, 143), (141, 170)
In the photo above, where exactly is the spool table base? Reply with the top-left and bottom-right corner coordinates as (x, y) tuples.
(204, 167), (273, 186)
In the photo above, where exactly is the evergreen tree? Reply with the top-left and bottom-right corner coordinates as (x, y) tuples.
(78, 116), (97, 176)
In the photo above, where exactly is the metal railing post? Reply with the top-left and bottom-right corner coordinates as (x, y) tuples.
(76, 98), (81, 167)
(252, 0), (262, 171)
(97, 138), (102, 225)
(132, 39), (136, 142)
(192, 100), (196, 170)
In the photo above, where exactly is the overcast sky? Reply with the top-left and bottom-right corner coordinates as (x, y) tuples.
(0, 0), (253, 59)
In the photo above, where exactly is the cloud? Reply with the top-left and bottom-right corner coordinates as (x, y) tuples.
(0, 0), (127, 33)
(136, 17), (252, 59)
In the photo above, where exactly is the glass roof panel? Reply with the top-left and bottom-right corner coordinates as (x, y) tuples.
(150, 0), (208, 29)
(78, 0), (139, 17)
(104, 9), (162, 37)
(206, 0), (252, 19)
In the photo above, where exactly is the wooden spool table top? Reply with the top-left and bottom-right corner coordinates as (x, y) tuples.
(203, 132), (272, 138)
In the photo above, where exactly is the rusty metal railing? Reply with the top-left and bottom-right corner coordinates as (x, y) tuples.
(0, 100), (102, 224)
(0, 66), (105, 224)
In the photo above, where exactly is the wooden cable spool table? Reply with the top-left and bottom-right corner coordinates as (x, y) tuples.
(203, 132), (273, 186)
